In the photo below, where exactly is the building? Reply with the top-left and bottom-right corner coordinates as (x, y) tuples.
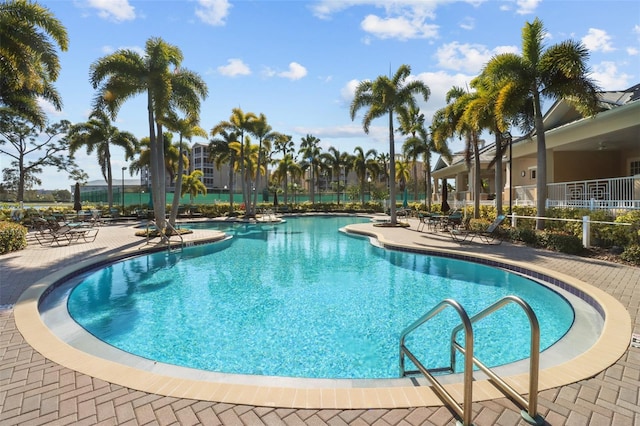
(431, 84), (640, 212)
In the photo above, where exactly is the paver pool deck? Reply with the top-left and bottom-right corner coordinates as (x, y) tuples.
(1, 216), (638, 425)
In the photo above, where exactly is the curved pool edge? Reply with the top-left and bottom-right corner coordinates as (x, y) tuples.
(14, 223), (632, 409)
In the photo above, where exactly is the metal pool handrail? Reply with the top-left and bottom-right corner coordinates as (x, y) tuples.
(399, 299), (474, 426)
(450, 295), (544, 425)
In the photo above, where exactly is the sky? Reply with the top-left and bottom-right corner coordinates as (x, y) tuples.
(15, 0), (640, 190)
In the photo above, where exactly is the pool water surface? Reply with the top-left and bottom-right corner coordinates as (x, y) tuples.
(66, 216), (574, 379)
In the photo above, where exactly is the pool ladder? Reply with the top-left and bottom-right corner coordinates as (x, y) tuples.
(399, 295), (544, 426)
(145, 220), (184, 252)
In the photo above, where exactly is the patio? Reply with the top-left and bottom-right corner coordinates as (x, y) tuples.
(1, 219), (638, 425)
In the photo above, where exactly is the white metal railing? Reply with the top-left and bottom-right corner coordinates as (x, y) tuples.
(509, 214), (631, 248)
(547, 176), (639, 211)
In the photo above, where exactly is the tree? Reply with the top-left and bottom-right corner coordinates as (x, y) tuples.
(90, 37), (208, 232)
(211, 108), (257, 217)
(248, 113), (276, 215)
(350, 64), (430, 224)
(163, 112), (206, 226)
(209, 129), (239, 211)
(431, 86), (484, 218)
(352, 146), (378, 205)
(399, 105), (426, 201)
(68, 109), (138, 209)
(0, 0), (68, 127)
(181, 170), (207, 205)
(272, 153), (302, 206)
(299, 134), (322, 204)
(483, 18), (600, 229)
(320, 147), (348, 205)
(0, 111), (83, 203)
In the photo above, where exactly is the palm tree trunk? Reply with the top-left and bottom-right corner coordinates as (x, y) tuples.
(106, 163), (113, 209)
(494, 134), (503, 216)
(388, 111), (397, 224)
(533, 90), (546, 230)
(155, 122), (167, 231)
(169, 135), (184, 227)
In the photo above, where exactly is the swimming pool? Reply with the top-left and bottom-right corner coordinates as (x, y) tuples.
(65, 216), (574, 379)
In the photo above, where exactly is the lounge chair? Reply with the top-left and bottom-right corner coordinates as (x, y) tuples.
(450, 214), (506, 244)
(32, 217), (99, 246)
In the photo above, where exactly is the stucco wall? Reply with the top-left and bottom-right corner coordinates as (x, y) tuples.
(554, 151), (619, 182)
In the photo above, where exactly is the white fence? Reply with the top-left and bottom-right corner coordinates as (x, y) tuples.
(547, 176), (640, 210)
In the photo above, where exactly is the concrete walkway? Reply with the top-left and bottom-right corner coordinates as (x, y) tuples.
(1, 218), (638, 425)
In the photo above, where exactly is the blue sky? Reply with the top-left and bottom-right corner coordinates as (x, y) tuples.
(27, 0), (640, 190)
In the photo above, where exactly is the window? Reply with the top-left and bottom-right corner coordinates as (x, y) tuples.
(630, 160), (640, 176)
(529, 168), (536, 179)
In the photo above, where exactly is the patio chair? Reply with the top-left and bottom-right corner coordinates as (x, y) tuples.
(33, 217), (99, 246)
(450, 214), (507, 244)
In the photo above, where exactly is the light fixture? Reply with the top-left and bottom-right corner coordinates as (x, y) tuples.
(521, 171), (526, 177)
(598, 141), (607, 151)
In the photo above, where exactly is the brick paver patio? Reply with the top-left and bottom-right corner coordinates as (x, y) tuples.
(1, 219), (638, 425)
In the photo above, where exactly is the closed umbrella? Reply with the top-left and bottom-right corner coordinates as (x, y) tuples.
(273, 191), (278, 207)
(402, 187), (408, 208)
(73, 182), (82, 213)
(441, 179), (450, 213)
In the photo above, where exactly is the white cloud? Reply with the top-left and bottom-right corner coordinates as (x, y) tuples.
(339, 79), (363, 106)
(217, 58), (251, 77)
(195, 0), (231, 26)
(627, 47), (639, 56)
(590, 62), (631, 91)
(514, 0), (541, 15)
(38, 98), (64, 117)
(87, 0), (135, 22)
(582, 28), (615, 53)
(278, 62), (308, 80)
(459, 17), (475, 31)
(361, 14), (438, 40)
(436, 42), (518, 74)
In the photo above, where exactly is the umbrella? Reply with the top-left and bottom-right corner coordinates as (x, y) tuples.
(273, 191), (278, 207)
(73, 182), (82, 213)
(441, 179), (450, 213)
(402, 187), (408, 208)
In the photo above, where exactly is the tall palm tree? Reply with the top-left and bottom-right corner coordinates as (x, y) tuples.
(398, 105), (426, 201)
(163, 112), (206, 226)
(352, 146), (378, 205)
(209, 129), (239, 211)
(376, 152), (390, 188)
(181, 170), (207, 205)
(248, 113), (276, 215)
(211, 108), (257, 216)
(483, 18), (600, 229)
(90, 37), (208, 231)
(68, 109), (138, 209)
(272, 154), (302, 206)
(320, 147), (347, 205)
(0, 0), (68, 127)
(299, 134), (322, 204)
(395, 160), (411, 206)
(431, 86), (484, 218)
(350, 64), (430, 224)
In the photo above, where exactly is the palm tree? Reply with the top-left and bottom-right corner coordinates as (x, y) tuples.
(248, 113), (276, 215)
(299, 134), (322, 204)
(398, 105), (427, 201)
(0, 0), (68, 127)
(483, 18), (600, 229)
(211, 108), (257, 216)
(68, 109), (138, 209)
(163, 112), (206, 226)
(209, 129), (239, 211)
(376, 152), (390, 188)
(395, 160), (411, 206)
(352, 146), (378, 205)
(431, 86), (484, 218)
(272, 154), (302, 206)
(90, 37), (208, 231)
(350, 64), (430, 224)
(181, 170), (207, 205)
(320, 147), (347, 205)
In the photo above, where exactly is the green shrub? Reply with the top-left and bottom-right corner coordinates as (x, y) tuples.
(540, 231), (584, 254)
(620, 244), (640, 265)
(508, 227), (539, 245)
(0, 221), (27, 254)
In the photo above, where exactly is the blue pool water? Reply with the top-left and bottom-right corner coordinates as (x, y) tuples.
(67, 216), (574, 379)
